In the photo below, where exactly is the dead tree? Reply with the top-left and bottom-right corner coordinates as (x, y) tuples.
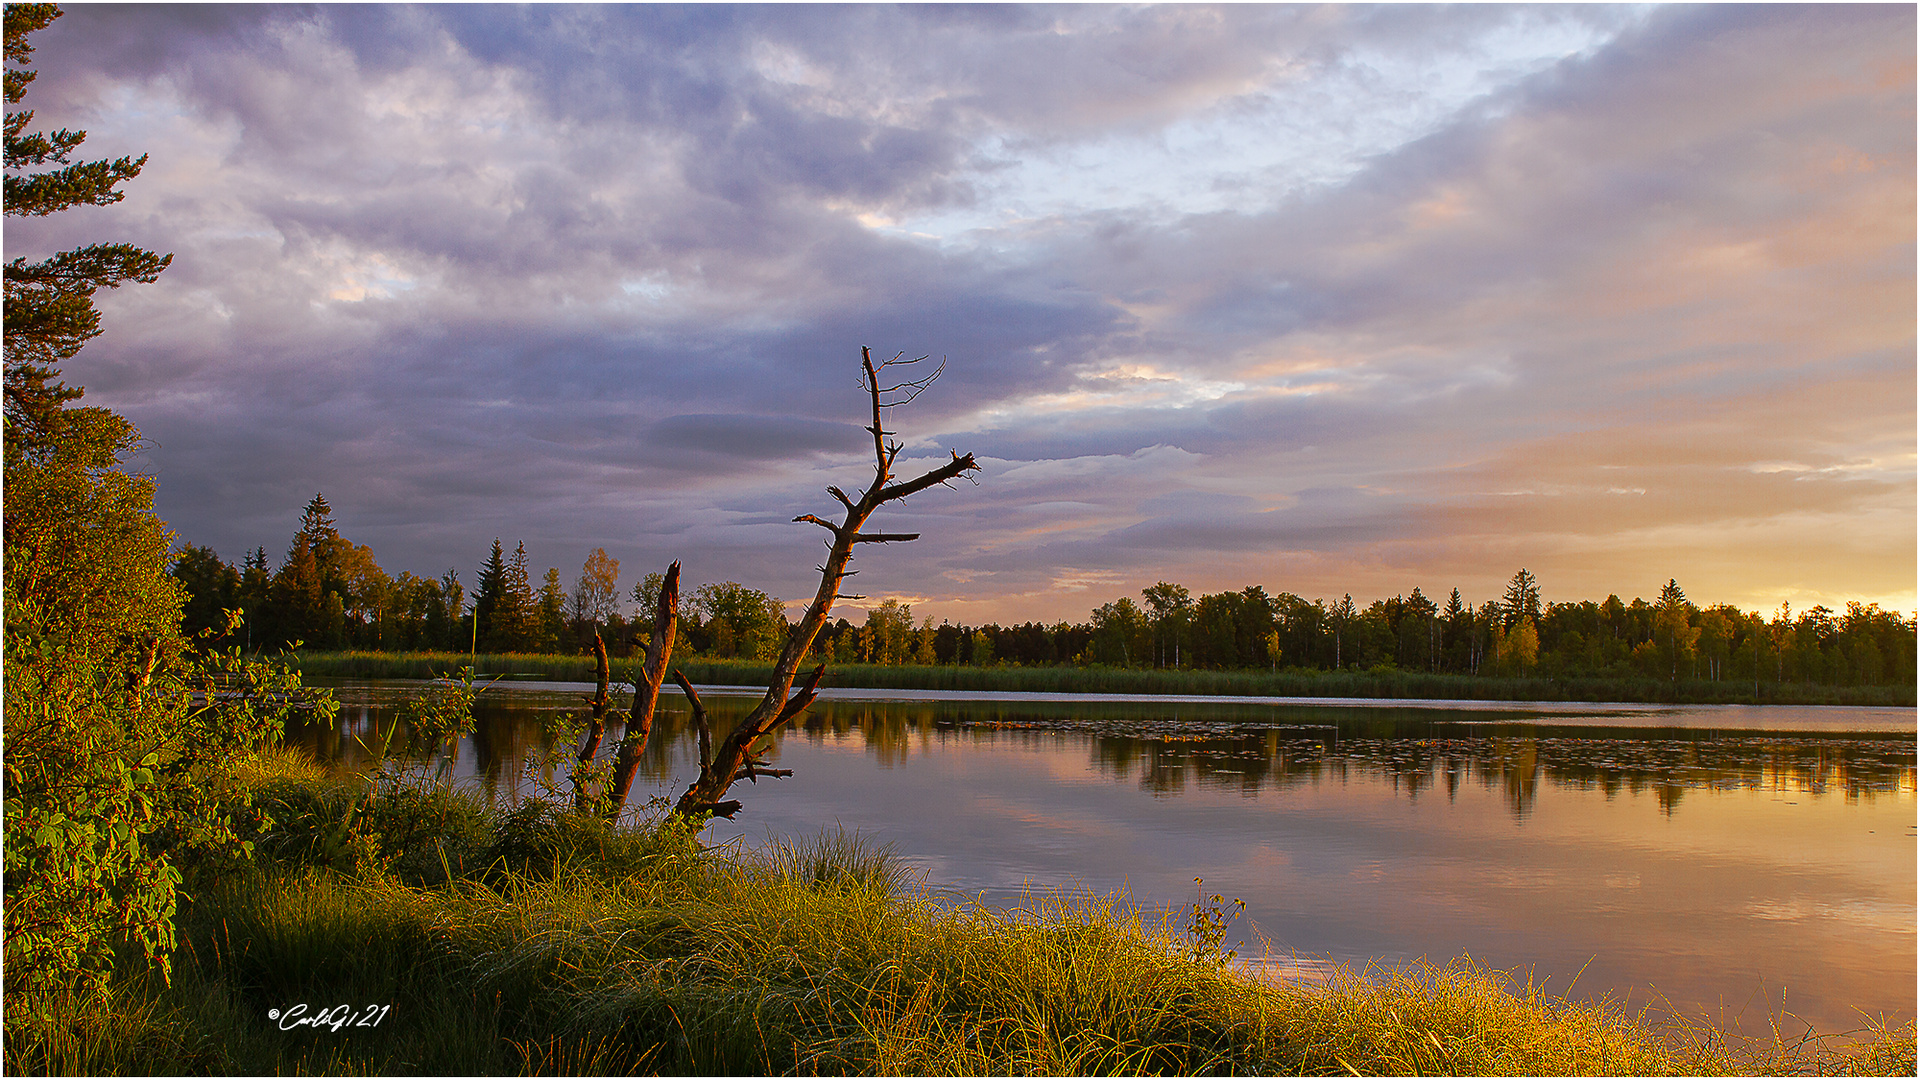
(669, 347), (976, 819)
(603, 561), (680, 815)
(571, 631), (617, 812)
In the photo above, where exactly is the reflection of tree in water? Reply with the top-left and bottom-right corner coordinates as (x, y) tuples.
(1085, 727), (1912, 819)
(296, 691), (1915, 821)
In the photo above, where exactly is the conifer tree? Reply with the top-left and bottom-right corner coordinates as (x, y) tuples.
(1503, 568), (1542, 629)
(3, 3), (171, 463)
(268, 495), (344, 648)
(537, 566), (566, 652)
(473, 539), (507, 648)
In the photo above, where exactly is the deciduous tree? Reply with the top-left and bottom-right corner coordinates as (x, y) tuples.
(570, 548), (621, 631)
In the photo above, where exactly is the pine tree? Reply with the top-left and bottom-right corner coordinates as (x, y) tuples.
(4, 4), (171, 463)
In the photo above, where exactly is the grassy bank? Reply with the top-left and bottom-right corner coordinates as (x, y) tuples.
(288, 649), (1916, 707)
(7, 751), (1912, 1077)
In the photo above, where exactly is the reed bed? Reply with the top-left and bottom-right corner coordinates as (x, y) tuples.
(289, 650), (1912, 707)
(7, 755), (1913, 1076)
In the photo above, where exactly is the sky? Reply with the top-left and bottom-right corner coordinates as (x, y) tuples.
(10, 3), (1914, 625)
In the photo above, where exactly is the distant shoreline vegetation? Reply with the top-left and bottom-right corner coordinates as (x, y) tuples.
(287, 651), (1912, 708)
(176, 495), (1915, 703)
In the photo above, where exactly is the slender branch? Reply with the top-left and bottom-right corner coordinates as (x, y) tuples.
(671, 669), (710, 770)
(793, 514), (842, 532)
(851, 532), (920, 544)
(733, 764), (793, 783)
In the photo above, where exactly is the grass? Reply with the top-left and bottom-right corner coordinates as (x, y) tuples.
(6, 751), (1914, 1076)
(287, 649), (1915, 707)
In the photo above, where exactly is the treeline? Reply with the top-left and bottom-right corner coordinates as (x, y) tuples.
(173, 494), (790, 660)
(177, 497), (1916, 690)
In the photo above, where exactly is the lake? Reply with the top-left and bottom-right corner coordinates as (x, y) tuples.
(298, 680), (1916, 1036)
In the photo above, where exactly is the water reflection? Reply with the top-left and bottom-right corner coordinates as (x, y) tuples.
(289, 683), (1916, 1035)
(298, 689), (1916, 822)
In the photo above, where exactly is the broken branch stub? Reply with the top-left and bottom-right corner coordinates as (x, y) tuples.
(671, 346), (977, 821)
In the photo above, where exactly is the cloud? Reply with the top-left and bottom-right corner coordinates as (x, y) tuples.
(10, 3), (1910, 623)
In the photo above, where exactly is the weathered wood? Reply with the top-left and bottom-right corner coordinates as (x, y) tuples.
(572, 632), (613, 812)
(605, 561), (679, 817)
(670, 346), (976, 821)
(671, 669), (711, 770)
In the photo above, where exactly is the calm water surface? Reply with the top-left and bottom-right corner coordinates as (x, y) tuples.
(298, 681), (1916, 1035)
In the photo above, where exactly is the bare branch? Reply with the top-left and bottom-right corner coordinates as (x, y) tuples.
(875, 355), (946, 406)
(732, 763), (794, 783)
(773, 663), (827, 727)
(671, 347), (974, 824)
(671, 669), (710, 770)
(874, 451), (979, 505)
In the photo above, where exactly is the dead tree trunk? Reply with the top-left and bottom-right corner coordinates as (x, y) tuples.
(672, 347), (976, 820)
(604, 561), (679, 816)
(572, 631), (615, 812)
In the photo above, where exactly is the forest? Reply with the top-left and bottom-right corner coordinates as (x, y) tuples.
(174, 493), (1917, 691)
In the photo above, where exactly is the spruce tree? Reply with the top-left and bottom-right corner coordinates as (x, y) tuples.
(537, 566), (566, 653)
(1503, 568), (1542, 629)
(472, 539), (507, 649)
(496, 541), (536, 652)
(268, 495), (344, 648)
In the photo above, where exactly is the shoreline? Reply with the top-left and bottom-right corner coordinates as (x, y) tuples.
(284, 649), (1919, 709)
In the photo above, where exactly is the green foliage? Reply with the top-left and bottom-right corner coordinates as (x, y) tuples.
(394, 667), (484, 756)
(693, 580), (789, 660)
(2, 7), (333, 1028)
(4, 608), (334, 1010)
(170, 542), (242, 642)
